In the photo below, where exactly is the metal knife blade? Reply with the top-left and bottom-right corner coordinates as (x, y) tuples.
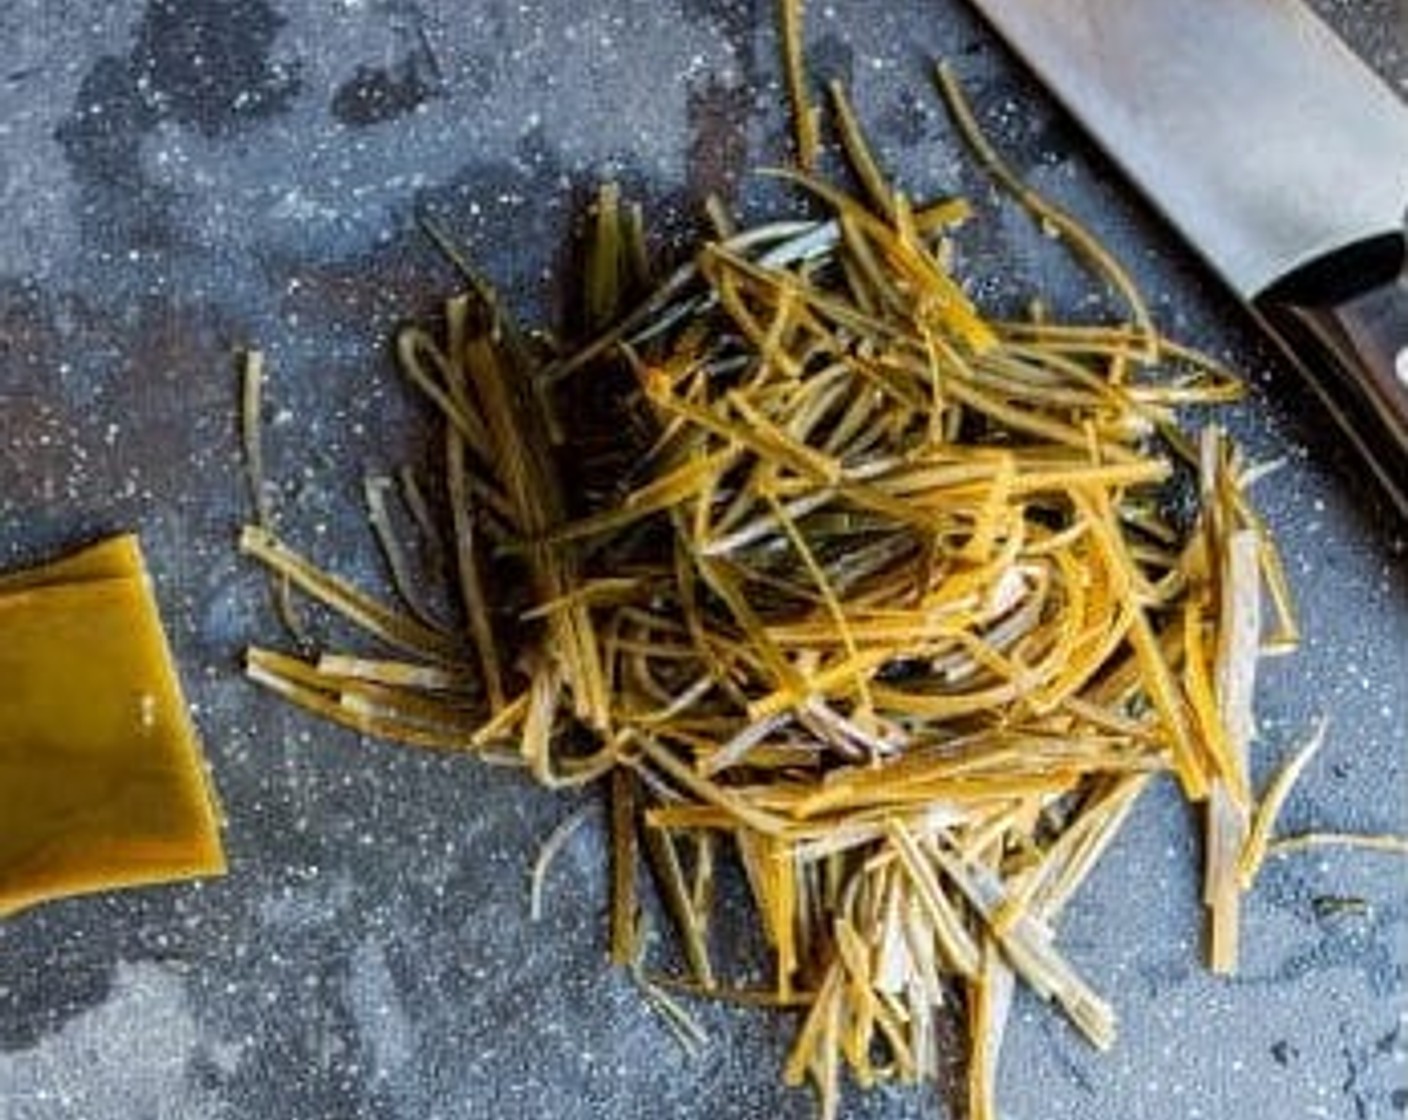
(967, 0), (1408, 514)
(965, 0), (1408, 299)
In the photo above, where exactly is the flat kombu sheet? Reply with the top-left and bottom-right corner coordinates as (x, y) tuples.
(0, 535), (225, 917)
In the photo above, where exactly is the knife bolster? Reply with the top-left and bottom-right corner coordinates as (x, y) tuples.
(1252, 230), (1408, 518)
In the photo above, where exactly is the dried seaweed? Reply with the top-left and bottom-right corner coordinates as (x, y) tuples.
(236, 34), (1404, 1120)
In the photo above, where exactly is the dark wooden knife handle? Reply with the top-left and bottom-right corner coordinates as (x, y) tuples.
(1253, 233), (1408, 518)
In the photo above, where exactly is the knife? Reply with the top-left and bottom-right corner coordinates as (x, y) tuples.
(965, 0), (1408, 516)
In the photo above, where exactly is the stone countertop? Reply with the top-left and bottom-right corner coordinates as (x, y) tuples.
(1, 2), (1405, 1118)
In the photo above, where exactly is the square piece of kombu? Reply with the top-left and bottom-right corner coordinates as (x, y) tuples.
(0, 535), (225, 917)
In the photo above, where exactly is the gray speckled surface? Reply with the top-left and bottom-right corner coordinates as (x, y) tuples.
(1, 3), (1405, 1118)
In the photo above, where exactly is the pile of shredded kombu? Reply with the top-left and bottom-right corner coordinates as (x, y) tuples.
(239, 61), (1400, 1120)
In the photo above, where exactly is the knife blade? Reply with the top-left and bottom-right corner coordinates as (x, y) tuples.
(966, 0), (1408, 515)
